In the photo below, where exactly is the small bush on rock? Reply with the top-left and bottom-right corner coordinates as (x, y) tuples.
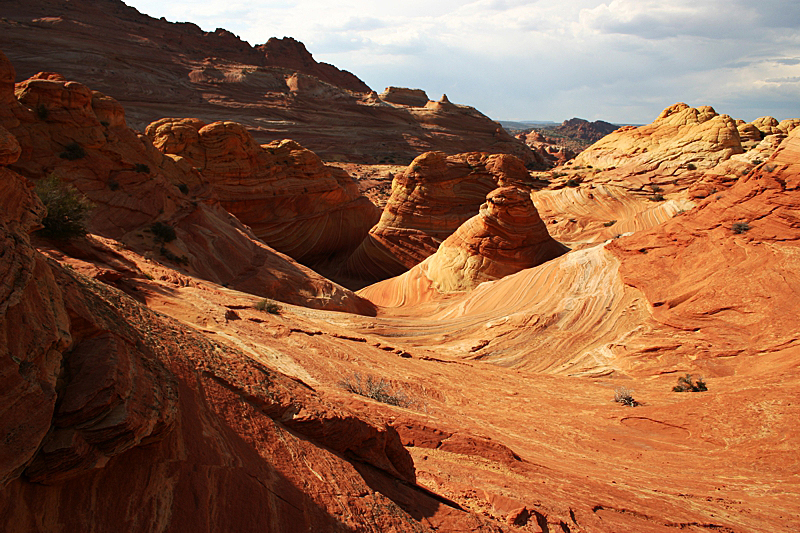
(732, 222), (751, 234)
(150, 221), (176, 243)
(34, 175), (94, 239)
(340, 372), (412, 407)
(614, 387), (638, 407)
(254, 298), (281, 314)
(134, 163), (150, 174)
(59, 142), (86, 160)
(672, 374), (707, 392)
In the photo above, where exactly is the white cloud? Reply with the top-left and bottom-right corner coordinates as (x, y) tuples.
(124, 0), (800, 123)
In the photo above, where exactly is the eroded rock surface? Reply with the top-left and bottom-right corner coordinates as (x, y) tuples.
(145, 118), (379, 265)
(361, 187), (568, 305)
(339, 151), (533, 285)
(0, 0), (537, 165)
(0, 50), (374, 314)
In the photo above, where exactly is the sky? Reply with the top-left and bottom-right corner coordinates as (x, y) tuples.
(123, 0), (800, 124)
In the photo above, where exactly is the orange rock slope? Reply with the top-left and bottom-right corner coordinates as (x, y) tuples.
(1, 44), (800, 533)
(339, 151), (534, 285)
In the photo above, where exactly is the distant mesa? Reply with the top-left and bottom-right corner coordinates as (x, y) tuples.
(379, 87), (430, 107)
(338, 151), (533, 286)
(256, 36), (371, 93)
(0, 1), (539, 165)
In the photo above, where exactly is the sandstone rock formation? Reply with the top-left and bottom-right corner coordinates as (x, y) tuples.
(338, 151), (533, 285)
(256, 36), (370, 93)
(574, 103), (743, 173)
(0, 50), (374, 314)
(0, 0), (538, 165)
(360, 186), (568, 306)
(145, 118), (379, 265)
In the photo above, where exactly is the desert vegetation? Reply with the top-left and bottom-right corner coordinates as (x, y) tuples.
(340, 373), (412, 407)
(34, 174), (94, 239)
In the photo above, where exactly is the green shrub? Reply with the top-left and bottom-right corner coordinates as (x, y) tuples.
(650, 184), (663, 193)
(59, 142), (86, 160)
(565, 178), (581, 187)
(732, 222), (751, 234)
(178, 183), (189, 194)
(686, 163), (697, 170)
(150, 221), (176, 243)
(672, 374), (707, 392)
(134, 163), (151, 174)
(159, 246), (189, 265)
(34, 175), (94, 239)
(614, 387), (638, 407)
(340, 372), (412, 407)
(649, 194), (665, 202)
(254, 298), (281, 314)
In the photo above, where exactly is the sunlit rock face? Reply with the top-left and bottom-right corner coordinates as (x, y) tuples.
(339, 151), (533, 285)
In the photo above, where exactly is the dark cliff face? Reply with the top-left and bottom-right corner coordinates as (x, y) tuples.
(557, 118), (619, 142)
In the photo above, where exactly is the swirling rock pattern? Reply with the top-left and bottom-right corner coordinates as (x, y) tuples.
(339, 151), (533, 285)
(360, 186), (568, 306)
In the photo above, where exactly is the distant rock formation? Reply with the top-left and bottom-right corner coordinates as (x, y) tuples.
(574, 103), (745, 172)
(555, 118), (619, 143)
(338, 151), (533, 285)
(379, 87), (430, 107)
(256, 37), (370, 93)
(0, 50), (375, 315)
(145, 118), (379, 266)
(0, 0), (538, 165)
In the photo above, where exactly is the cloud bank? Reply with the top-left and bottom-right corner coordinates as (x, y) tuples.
(125, 0), (800, 123)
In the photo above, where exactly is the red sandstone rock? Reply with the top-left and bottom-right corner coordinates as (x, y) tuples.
(0, 50), (374, 315)
(145, 118), (379, 265)
(359, 187), (567, 306)
(339, 151), (533, 285)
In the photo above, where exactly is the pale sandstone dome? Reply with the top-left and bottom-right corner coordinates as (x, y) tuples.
(575, 103), (799, 176)
(574, 103), (743, 172)
(0, 50), (374, 315)
(145, 118), (379, 265)
(338, 150), (533, 285)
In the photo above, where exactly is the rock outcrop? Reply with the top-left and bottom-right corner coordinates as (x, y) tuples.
(574, 103), (744, 173)
(0, 0), (538, 165)
(0, 50), (374, 315)
(256, 36), (370, 93)
(338, 151), (533, 285)
(360, 187), (568, 306)
(145, 118), (379, 265)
